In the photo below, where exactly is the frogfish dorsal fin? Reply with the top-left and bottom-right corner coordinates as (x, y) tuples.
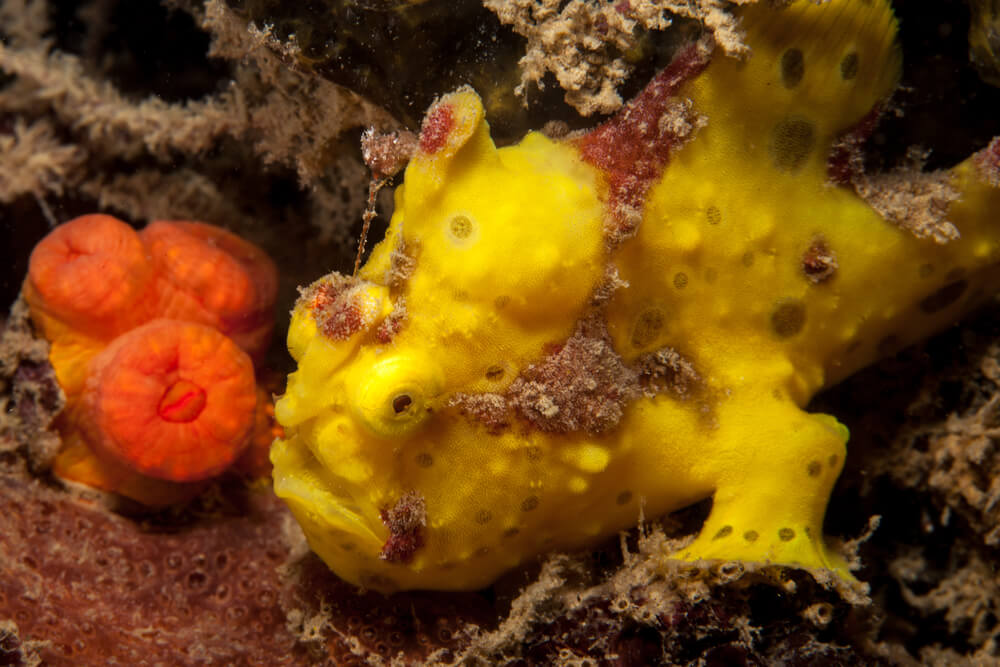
(743, 0), (902, 132)
(669, 0), (901, 186)
(735, 0), (901, 137)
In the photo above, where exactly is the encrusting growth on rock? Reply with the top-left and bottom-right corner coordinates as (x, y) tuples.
(484, 0), (754, 115)
(853, 148), (962, 244)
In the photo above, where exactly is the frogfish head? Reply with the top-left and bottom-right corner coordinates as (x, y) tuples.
(272, 88), (615, 591)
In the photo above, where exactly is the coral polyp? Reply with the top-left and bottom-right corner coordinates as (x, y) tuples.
(80, 319), (257, 482)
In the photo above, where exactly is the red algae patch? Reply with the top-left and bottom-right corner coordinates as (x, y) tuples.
(507, 317), (638, 434)
(576, 41), (712, 244)
(0, 474), (299, 666)
(379, 490), (428, 564)
(419, 103), (455, 154)
(300, 273), (371, 341)
(974, 136), (1000, 186)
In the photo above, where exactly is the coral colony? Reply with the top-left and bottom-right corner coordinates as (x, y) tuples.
(24, 214), (278, 505)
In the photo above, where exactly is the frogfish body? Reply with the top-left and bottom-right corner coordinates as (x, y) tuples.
(273, 0), (1000, 592)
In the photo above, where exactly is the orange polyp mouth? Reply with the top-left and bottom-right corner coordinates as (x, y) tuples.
(157, 379), (207, 423)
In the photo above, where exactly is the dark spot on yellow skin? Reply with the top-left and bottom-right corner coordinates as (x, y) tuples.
(744, 530), (759, 542)
(475, 509), (492, 524)
(485, 365), (504, 380)
(502, 527), (520, 538)
(877, 334), (899, 356)
(525, 445), (542, 461)
(706, 205), (722, 225)
(781, 48), (805, 88)
(448, 215), (473, 239)
(918, 263), (935, 278)
(741, 251), (755, 267)
(714, 525), (733, 539)
(840, 52), (859, 80)
(673, 272), (688, 289)
(828, 455), (838, 468)
(494, 295), (510, 309)
(807, 460), (822, 477)
(704, 267), (717, 283)
(920, 280), (968, 313)
(771, 299), (806, 338)
(770, 116), (816, 172)
(521, 496), (539, 512)
(616, 490), (633, 505)
(631, 308), (665, 348)
(415, 453), (433, 468)
(474, 546), (490, 557)
(779, 528), (796, 541)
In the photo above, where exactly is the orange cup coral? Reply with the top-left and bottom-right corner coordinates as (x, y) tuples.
(23, 214), (279, 506)
(24, 213), (156, 341)
(142, 220), (278, 362)
(81, 319), (257, 482)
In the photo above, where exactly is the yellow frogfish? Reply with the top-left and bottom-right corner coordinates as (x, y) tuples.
(272, 0), (1000, 591)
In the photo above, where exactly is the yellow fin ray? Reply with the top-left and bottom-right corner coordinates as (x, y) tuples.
(737, 0), (901, 133)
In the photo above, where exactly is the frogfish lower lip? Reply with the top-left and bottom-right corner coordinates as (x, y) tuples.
(269, 437), (382, 549)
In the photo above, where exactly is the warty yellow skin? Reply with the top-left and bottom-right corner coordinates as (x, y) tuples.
(272, 0), (1000, 592)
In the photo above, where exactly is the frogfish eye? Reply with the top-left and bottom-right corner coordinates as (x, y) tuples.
(391, 394), (413, 414)
(350, 355), (442, 437)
